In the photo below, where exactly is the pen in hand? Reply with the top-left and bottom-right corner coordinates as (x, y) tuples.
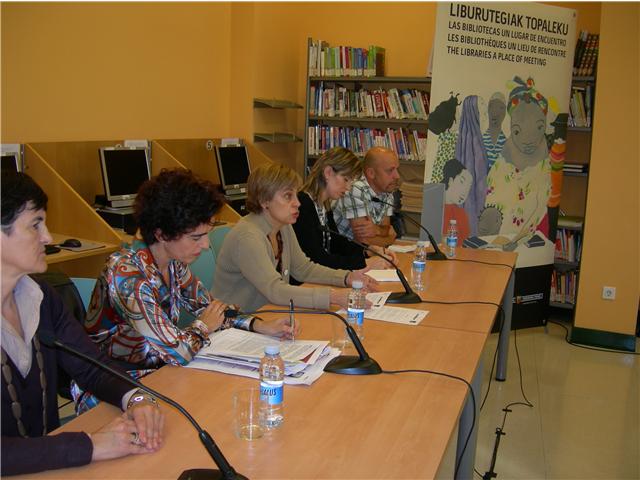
(289, 299), (295, 342)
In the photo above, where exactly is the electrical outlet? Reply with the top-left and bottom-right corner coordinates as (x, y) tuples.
(602, 286), (616, 300)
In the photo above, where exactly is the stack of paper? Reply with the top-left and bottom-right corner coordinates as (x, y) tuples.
(185, 329), (340, 385)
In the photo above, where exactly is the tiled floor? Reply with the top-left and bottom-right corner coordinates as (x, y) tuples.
(436, 317), (639, 479)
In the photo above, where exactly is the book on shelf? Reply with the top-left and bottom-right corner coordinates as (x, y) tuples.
(554, 228), (582, 263)
(563, 163), (589, 174)
(573, 31), (599, 77)
(550, 269), (577, 305)
(308, 125), (427, 161)
(308, 38), (385, 77)
(309, 82), (430, 120)
(568, 84), (593, 128)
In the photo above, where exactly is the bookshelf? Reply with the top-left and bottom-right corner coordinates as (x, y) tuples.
(550, 75), (596, 311)
(304, 41), (431, 234)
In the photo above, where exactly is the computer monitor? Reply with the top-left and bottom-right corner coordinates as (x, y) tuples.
(99, 147), (150, 208)
(214, 145), (251, 196)
(1, 144), (22, 173)
(1, 154), (20, 173)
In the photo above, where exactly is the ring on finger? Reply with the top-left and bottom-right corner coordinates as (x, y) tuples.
(131, 431), (142, 445)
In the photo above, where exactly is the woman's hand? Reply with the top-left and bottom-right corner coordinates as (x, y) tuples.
(254, 315), (300, 339)
(90, 414), (160, 462)
(365, 256), (389, 270)
(126, 398), (165, 450)
(198, 300), (228, 331)
(347, 267), (380, 292)
(368, 245), (398, 265)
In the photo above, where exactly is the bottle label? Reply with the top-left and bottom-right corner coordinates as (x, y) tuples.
(447, 235), (457, 247)
(260, 382), (283, 405)
(347, 308), (365, 326)
(412, 260), (426, 272)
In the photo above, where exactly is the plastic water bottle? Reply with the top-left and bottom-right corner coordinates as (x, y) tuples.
(411, 241), (427, 291)
(259, 344), (284, 429)
(447, 219), (458, 258)
(347, 280), (366, 340)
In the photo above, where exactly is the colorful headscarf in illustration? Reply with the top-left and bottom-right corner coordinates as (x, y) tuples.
(507, 76), (548, 115)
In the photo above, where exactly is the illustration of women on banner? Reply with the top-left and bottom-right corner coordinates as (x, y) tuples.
(482, 76), (562, 250)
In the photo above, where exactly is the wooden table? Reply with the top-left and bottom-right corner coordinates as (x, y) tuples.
(21, 246), (515, 480)
(19, 316), (487, 480)
(381, 247), (515, 384)
(46, 233), (119, 265)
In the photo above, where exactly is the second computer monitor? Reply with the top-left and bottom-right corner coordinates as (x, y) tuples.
(214, 145), (250, 196)
(99, 147), (150, 208)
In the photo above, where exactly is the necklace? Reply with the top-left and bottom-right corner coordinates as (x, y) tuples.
(1, 336), (47, 437)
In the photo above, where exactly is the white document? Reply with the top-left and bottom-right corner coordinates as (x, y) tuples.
(197, 328), (327, 365)
(365, 269), (400, 282)
(186, 346), (341, 385)
(185, 329), (336, 385)
(388, 243), (418, 253)
(365, 306), (428, 325)
(366, 291), (392, 308)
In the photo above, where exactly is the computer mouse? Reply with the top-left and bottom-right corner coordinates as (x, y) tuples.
(60, 238), (82, 248)
(44, 244), (61, 255)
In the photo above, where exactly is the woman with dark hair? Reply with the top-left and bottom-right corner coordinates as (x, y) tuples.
(79, 169), (293, 411)
(292, 147), (394, 280)
(1, 173), (164, 476)
(213, 163), (377, 313)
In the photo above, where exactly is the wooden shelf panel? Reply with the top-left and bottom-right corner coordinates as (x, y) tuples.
(310, 76), (431, 84)
(254, 98), (303, 109)
(254, 132), (302, 143)
(549, 301), (575, 310)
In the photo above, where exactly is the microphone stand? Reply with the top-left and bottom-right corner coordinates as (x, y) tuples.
(38, 331), (247, 480)
(372, 197), (447, 261)
(245, 308), (382, 375)
(322, 226), (421, 304)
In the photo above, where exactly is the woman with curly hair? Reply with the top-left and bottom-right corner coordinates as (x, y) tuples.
(77, 169), (293, 410)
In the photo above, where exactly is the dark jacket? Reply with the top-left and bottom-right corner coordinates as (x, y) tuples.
(292, 192), (367, 283)
(1, 279), (132, 476)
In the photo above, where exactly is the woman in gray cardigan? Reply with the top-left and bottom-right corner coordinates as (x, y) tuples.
(213, 163), (377, 312)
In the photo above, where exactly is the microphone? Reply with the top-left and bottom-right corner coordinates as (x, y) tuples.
(232, 308), (381, 376)
(38, 331), (247, 480)
(371, 197), (447, 261)
(321, 226), (421, 304)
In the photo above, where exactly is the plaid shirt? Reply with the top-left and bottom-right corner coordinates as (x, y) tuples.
(332, 176), (394, 240)
(84, 240), (251, 369)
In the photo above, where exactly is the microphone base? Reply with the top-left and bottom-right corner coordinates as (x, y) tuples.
(427, 251), (448, 261)
(386, 291), (422, 304)
(324, 355), (382, 375)
(178, 469), (248, 480)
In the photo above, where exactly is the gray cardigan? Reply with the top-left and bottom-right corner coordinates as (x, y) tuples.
(213, 213), (348, 312)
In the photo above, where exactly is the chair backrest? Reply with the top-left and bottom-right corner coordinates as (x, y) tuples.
(178, 226), (231, 328)
(71, 277), (97, 311)
(189, 246), (216, 292)
(210, 226), (232, 261)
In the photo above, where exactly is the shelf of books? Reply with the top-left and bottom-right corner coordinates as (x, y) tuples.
(550, 30), (598, 313)
(551, 216), (584, 309)
(305, 38), (431, 219)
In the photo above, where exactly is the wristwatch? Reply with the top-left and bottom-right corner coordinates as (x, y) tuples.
(127, 390), (158, 410)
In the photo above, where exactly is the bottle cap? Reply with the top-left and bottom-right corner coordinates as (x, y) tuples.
(417, 240), (427, 247)
(352, 280), (364, 289)
(450, 219), (457, 225)
(265, 344), (280, 355)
